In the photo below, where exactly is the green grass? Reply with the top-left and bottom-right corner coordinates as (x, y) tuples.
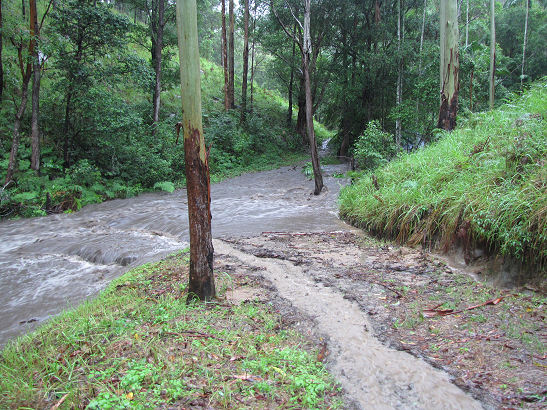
(0, 251), (342, 409)
(340, 81), (547, 271)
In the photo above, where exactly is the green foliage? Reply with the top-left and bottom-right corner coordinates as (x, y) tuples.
(340, 81), (547, 270)
(153, 181), (175, 193)
(352, 120), (398, 170)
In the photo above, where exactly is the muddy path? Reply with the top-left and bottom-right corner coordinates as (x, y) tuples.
(213, 232), (545, 409)
(213, 235), (482, 409)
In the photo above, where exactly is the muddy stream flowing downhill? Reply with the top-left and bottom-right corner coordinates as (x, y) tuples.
(0, 162), (482, 408)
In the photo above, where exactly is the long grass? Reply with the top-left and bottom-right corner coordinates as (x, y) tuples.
(340, 81), (546, 271)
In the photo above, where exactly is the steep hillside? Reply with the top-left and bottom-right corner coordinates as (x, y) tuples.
(340, 82), (547, 276)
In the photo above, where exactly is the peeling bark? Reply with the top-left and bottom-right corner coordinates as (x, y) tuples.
(176, 0), (215, 301)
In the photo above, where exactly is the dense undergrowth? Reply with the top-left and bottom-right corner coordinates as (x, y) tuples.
(1, 56), (329, 219)
(340, 81), (547, 272)
(0, 251), (342, 408)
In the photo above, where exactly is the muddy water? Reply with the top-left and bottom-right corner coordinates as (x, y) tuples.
(0, 164), (349, 345)
(215, 239), (482, 409)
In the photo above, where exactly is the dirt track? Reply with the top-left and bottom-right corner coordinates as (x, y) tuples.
(214, 231), (546, 409)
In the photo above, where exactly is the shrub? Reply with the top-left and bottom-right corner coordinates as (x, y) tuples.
(352, 120), (398, 170)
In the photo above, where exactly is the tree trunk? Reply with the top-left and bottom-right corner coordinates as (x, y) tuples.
(521, 0), (528, 88)
(5, 78), (30, 184)
(152, 0), (165, 134)
(465, 0), (469, 48)
(339, 26), (350, 158)
(0, 0), (3, 102)
(240, 0), (249, 124)
(437, 0), (459, 131)
(296, 77), (307, 143)
(303, 0), (322, 195)
(176, 0), (215, 302)
(287, 23), (296, 126)
(221, 0), (229, 110)
(489, 0), (495, 110)
(228, 0), (235, 109)
(395, 0), (402, 146)
(30, 0), (40, 172)
(63, 86), (73, 167)
(249, 0), (257, 113)
(469, 66), (474, 111)
(416, 0), (427, 115)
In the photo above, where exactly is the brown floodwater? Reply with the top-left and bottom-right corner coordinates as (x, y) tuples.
(0, 163), (349, 346)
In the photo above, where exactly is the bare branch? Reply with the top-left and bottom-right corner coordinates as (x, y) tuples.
(285, 0), (304, 33)
(270, 0), (303, 54)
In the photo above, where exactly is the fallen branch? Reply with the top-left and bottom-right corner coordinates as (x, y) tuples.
(372, 280), (403, 298)
(50, 393), (69, 410)
(163, 330), (223, 341)
(423, 296), (509, 318)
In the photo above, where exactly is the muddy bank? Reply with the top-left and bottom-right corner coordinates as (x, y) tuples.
(214, 231), (546, 409)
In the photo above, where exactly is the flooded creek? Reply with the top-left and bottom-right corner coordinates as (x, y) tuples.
(0, 163), (348, 345)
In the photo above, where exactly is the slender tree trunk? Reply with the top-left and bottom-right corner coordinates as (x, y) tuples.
(296, 76), (307, 143)
(228, 0), (235, 108)
(240, 0), (249, 124)
(303, 0), (322, 195)
(465, 0), (469, 48)
(416, 0), (427, 116)
(0, 0), (3, 102)
(287, 22), (296, 126)
(249, 0), (257, 113)
(489, 0), (495, 110)
(469, 66), (474, 111)
(437, 0), (459, 131)
(221, 0), (229, 110)
(395, 0), (402, 146)
(176, 0), (215, 302)
(152, 0), (165, 134)
(30, 0), (40, 172)
(521, 0), (528, 89)
(5, 81), (30, 184)
(339, 26), (350, 157)
(419, 0), (426, 75)
(63, 85), (73, 167)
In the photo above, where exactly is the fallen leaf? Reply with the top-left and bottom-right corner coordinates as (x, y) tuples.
(232, 373), (261, 382)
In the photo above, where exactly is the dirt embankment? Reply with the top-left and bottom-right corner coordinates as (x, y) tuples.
(214, 231), (546, 409)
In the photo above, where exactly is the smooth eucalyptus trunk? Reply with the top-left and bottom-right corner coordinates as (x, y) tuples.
(521, 0), (528, 88)
(221, 0), (229, 110)
(228, 0), (235, 108)
(489, 0), (495, 110)
(152, 0), (165, 133)
(303, 0), (322, 195)
(437, 0), (459, 131)
(240, 0), (249, 124)
(30, 0), (40, 172)
(176, 0), (215, 301)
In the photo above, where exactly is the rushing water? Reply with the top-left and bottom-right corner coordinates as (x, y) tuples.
(0, 163), (350, 346)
